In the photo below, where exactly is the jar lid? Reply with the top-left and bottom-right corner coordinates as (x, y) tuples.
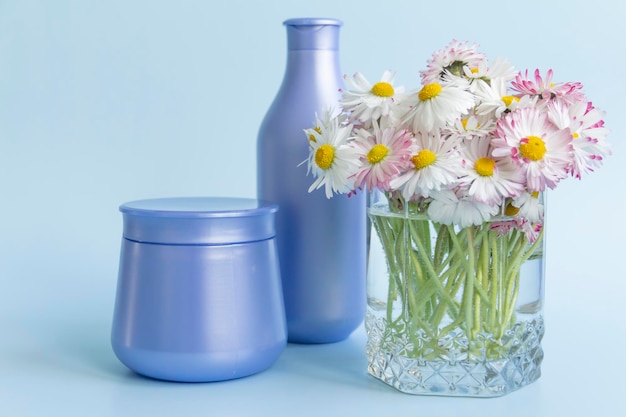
(119, 197), (279, 245)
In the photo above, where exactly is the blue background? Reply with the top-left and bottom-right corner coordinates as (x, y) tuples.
(1, 0), (624, 415)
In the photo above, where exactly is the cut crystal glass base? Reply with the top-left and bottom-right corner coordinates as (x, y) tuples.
(365, 310), (544, 397)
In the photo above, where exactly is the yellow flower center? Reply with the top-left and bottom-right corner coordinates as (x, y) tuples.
(371, 82), (395, 97)
(470, 67), (479, 74)
(531, 191), (539, 198)
(501, 95), (520, 107)
(418, 83), (442, 101)
(572, 132), (580, 139)
(505, 203), (520, 216)
(309, 126), (322, 142)
(461, 118), (480, 131)
(519, 135), (547, 161)
(315, 144), (335, 170)
(367, 144), (389, 164)
(475, 157), (496, 176)
(412, 149), (437, 170)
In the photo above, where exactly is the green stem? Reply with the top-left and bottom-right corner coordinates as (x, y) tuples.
(474, 226), (491, 335)
(461, 227), (476, 339)
(488, 231), (499, 331)
(499, 227), (545, 336)
(370, 215), (402, 324)
(408, 221), (459, 311)
(370, 196), (545, 360)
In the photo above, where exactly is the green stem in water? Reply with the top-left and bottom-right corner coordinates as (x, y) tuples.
(498, 227), (545, 337)
(408, 221), (459, 312)
(369, 194), (545, 360)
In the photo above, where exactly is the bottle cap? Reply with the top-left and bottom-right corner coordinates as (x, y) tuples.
(283, 18), (342, 51)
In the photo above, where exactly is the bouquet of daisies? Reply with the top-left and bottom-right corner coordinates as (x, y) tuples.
(304, 40), (611, 356)
(305, 39), (610, 230)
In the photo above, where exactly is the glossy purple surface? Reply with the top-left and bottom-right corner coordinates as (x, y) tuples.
(112, 197), (286, 381)
(257, 19), (366, 343)
(120, 196), (278, 245)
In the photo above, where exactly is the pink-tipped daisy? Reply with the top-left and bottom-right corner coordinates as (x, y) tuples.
(511, 69), (585, 104)
(516, 218), (543, 243)
(350, 118), (414, 192)
(420, 39), (487, 83)
(491, 107), (573, 192)
(547, 99), (611, 179)
(489, 217), (543, 243)
(390, 130), (462, 200)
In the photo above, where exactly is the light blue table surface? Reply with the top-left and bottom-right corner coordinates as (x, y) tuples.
(1, 254), (623, 417)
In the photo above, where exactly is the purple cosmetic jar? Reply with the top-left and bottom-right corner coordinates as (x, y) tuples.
(111, 197), (286, 382)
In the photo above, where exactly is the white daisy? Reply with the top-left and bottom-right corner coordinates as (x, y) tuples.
(461, 57), (516, 99)
(446, 111), (496, 141)
(340, 70), (405, 126)
(402, 77), (475, 133)
(464, 56), (517, 83)
(427, 188), (500, 228)
(509, 191), (544, 223)
(306, 110), (360, 198)
(459, 136), (525, 205)
(474, 77), (535, 118)
(303, 107), (347, 144)
(390, 131), (462, 200)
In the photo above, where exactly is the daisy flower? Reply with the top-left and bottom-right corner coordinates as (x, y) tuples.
(508, 191), (544, 223)
(517, 219), (543, 243)
(390, 130), (462, 199)
(402, 77), (475, 132)
(351, 118), (414, 192)
(459, 136), (525, 205)
(490, 217), (543, 243)
(304, 107), (347, 144)
(511, 69), (585, 104)
(474, 77), (535, 118)
(340, 70), (405, 126)
(306, 110), (360, 198)
(517, 218), (543, 243)
(491, 107), (573, 192)
(420, 39), (487, 83)
(427, 187), (500, 228)
(489, 220), (516, 237)
(464, 56), (517, 83)
(547, 99), (611, 179)
(463, 56), (517, 97)
(446, 111), (495, 141)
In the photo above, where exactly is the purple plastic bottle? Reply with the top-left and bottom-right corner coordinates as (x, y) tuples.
(257, 18), (366, 343)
